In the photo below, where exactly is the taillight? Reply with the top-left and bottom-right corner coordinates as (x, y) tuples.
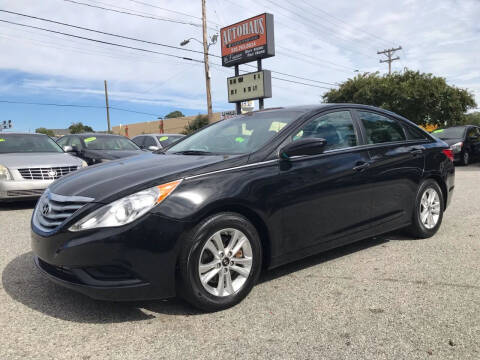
(442, 149), (454, 161)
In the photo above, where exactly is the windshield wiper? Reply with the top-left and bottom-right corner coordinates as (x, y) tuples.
(172, 150), (213, 155)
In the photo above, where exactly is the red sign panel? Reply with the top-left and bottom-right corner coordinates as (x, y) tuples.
(220, 13), (275, 67)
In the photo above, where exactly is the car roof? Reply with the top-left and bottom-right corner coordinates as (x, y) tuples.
(0, 132), (46, 136)
(135, 133), (184, 137)
(73, 133), (125, 137)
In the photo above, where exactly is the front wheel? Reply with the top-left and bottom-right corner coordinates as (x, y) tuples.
(461, 151), (470, 166)
(406, 179), (444, 238)
(177, 213), (262, 312)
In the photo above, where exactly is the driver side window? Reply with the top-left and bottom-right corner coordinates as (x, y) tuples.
(292, 111), (358, 151)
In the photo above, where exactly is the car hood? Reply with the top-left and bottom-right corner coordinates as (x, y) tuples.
(440, 138), (463, 146)
(49, 152), (246, 203)
(0, 152), (82, 169)
(83, 149), (144, 160)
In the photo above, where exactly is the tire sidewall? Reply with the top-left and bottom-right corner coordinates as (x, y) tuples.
(412, 180), (444, 237)
(179, 213), (262, 311)
(463, 151), (469, 166)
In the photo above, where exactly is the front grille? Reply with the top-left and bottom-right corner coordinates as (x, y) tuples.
(33, 191), (94, 232)
(18, 166), (79, 180)
(6, 189), (45, 197)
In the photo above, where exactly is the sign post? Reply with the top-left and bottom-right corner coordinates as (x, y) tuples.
(221, 13), (275, 114)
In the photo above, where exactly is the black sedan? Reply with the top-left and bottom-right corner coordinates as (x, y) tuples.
(31, 105), (455, 311)
(432, 125), (480, 165)
(56, 133), (143, 165)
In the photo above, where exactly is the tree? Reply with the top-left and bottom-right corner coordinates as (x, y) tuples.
(69, 122), (94, 134)
(165, 110), (185, 119)
(35, 127), (55, 137)
(323, 69), (476, 127)
(463, 112), (480, 126)
(182, 114), (209, 135)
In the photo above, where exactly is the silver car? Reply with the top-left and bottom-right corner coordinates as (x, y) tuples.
(0, 133), (87, 201)
(131, 133), (185, 151)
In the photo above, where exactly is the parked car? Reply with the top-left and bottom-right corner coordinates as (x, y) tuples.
(32, 104), (455, 311)
(0, 133), (86, 201)
(432, 125), (480, 165)
(56, 133), (143, 165)
(131, 133), (185, 151)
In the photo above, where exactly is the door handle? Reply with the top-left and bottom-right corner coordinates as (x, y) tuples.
(353, 161), (370, 172)
(410, 148), (423, 156)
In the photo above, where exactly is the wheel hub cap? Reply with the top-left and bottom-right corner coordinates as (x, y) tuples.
(198, 228), (253, 297)
(419, 188), (440, 230)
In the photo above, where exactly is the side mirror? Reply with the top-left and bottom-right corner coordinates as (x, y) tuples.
(148, 146), (160, 151)
(279, 138), (327, 160)
(63, 145), (74, 152)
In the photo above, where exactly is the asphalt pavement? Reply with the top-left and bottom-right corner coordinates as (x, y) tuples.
(1, 165), (479, 360)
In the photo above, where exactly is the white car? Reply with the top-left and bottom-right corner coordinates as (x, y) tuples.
(0, 133), (87, 201)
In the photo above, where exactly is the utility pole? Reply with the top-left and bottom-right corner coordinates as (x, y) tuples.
(201, 0), (213, 122)
(377, 46), (402, 75)
(104, 80), (111, 133)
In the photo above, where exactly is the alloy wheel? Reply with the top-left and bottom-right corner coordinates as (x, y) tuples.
(198, 228), (253, 297)
(419, 188), (441, 229)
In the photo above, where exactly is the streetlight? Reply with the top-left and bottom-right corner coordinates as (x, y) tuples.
(180, 32), (218, 122)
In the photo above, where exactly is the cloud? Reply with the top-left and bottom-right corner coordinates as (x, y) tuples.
(0, 0), (479, 117)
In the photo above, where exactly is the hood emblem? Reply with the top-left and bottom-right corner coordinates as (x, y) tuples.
(48, 170), (57, 177)
(42, 203), (50, 216)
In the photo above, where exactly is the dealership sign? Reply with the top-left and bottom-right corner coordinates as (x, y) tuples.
(220, 13), (275, 67)
(227, 70), (272, 103)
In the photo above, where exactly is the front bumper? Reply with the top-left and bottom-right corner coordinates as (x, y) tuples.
(31, 213), (194, 301)
(0, 179), (51, 200)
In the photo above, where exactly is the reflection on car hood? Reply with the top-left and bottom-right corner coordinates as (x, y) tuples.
(84, 149), (144, 160)
(0, 152), (82, 169)
(49, 152), (245, 203)
(441, 138), (463, 146)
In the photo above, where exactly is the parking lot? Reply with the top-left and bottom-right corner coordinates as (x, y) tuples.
(0, 165), (478, 360)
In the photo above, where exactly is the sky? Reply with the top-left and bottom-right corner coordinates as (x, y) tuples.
(0, 0), (479, 132)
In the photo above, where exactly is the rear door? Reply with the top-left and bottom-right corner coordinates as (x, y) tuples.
(353, 110), (425, 231)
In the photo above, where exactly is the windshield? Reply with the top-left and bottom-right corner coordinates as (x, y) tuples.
(83, 136), (140, 150)
(432, 127), (466, 139)
(0, 134), (63, 153)
(167, 110), (303, 155)
(157, 135), (184, 146)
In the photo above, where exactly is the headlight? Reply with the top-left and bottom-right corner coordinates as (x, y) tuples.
(0, 165), (11, 181)
(68, 180), (182, 232)
(80, 160), (88, 168)
(450, 141), (463, 153)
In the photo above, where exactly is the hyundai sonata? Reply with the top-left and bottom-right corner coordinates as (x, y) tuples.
(31, 105), (455, 311)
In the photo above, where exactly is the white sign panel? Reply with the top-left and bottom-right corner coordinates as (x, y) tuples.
(227, 70), (272, 103)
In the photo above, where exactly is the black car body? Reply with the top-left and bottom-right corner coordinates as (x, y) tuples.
(56, 133), (143, 165)
(32, 105), (455, 310)
(432, 125), (480, 165)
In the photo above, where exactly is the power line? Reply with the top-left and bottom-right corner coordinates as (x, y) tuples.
(0, 18), (205, 63)
(0, 100), (160, 116)
(0, 9), (215, 57)
(298, 0), (393, 48)
(62, 0), (204, 28)
(0, 13), (339, 87)
(125, 0), (221, 26)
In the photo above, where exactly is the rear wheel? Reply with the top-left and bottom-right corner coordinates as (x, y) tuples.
(407, 179), (444, 238)
(177, 213), (262, 312)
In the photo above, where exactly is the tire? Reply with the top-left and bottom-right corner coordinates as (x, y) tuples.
(406, 179), (444, 239)
(177, 212), (262, 312)
(461, 151), (470, 166)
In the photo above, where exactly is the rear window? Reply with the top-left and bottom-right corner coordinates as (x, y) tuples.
(83, 136), (140, 150)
